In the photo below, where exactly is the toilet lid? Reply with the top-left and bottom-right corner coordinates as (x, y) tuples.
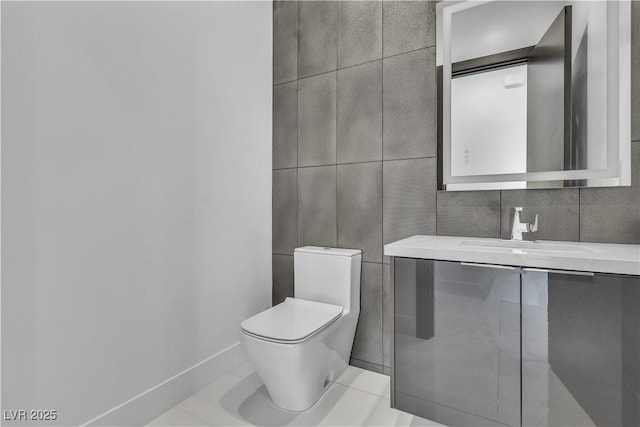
(241, 298), (343, 343)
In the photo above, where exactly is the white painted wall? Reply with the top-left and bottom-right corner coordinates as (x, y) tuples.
(1, 2), (272, 425)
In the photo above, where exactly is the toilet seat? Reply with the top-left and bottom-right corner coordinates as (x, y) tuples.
(241, 297), (343, 344)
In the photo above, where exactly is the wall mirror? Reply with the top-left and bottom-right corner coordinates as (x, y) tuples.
(436, 0), (631, 191)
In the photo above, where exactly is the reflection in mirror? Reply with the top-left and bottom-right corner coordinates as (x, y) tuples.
(437, 1), (631, 191)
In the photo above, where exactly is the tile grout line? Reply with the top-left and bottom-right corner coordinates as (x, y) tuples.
(273, 78), (298, 88)
(337, 381), (393, 402)
(295, 46), (435, 84)
(291, 155), (439, 170)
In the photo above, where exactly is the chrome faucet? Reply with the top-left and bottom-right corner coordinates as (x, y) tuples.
(511, 207), (538, 240)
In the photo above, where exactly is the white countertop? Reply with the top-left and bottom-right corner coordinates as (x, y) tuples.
(384, 235), (640, 276)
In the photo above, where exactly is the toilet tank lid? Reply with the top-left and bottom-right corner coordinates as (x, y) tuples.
(295, 246), (362, 257)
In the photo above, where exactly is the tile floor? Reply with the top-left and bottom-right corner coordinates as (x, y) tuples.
(147, 363), (444, 426)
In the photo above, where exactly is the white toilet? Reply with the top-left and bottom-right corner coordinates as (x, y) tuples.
(240, 246), (362, 411)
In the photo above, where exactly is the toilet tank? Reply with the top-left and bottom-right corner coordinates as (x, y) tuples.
(294, 247), (362, 313)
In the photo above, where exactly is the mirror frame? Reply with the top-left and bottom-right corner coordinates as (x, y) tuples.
(436, 0), (631, 191)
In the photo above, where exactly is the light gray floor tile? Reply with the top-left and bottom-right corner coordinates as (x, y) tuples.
(147, 366), (442, 427)
(146, 405), (209, 426)
(336, 365), (390, 399)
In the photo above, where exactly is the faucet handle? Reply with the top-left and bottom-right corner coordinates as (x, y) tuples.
(514, 207), (523, 213)
(529, 214), (539, 233)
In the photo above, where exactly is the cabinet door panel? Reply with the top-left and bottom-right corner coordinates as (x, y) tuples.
(522, 271), (640, 427)
(394, 259), (521, 426)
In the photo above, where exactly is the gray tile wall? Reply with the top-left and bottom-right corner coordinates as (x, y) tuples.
(272, 0), (640, 375)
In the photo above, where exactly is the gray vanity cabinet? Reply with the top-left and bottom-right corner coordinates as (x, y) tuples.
(393, 258), (521, 426)
(522, 269), (640, 427)
(392, 258), (640, 427)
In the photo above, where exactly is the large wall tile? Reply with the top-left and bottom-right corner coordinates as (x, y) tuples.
(337, 162), (383, 262)
(352, 262), (383, 365)
(383, 48), (436, 160)
(383, 1), (435, 58)
(632, 0), (640, 142)
(272, 254), (294, 306)
(383, 158), (437, 245)
(273, 169), (297, 255)
(337, 61), (382, 164)
(298, 72), (337, 167)
(338, 1), (382, 69)
(298, 1), (337, 78)
(383, 263), (391, 368)
(273, 82), (297, 169)
(580, 143), (640, 244)
(298, 166), (337, 247)
(272, 0), (640, 378)
(273, 1), (297, 84)
(501, 189), (580, 242)
(437, 191), (501, 238)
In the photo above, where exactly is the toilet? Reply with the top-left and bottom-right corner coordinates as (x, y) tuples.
(240, 246), (362, 411)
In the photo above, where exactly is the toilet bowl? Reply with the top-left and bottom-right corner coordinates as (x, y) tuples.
(240, 246), (362, 411)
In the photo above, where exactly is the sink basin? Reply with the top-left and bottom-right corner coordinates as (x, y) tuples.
(460, 239), (587, 253)
(384, 235), (640, 275)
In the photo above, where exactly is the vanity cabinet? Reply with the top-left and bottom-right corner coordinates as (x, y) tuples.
(392, 258), (640, 427)
(522, 270), (640, 427)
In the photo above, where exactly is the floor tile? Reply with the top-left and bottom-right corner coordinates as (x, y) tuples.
(302, 384), (384, 426)
(146, 405), (209, 426)
(180, 376), (265, 426)
(147, 366), (444, 427)
(228, 361), (261, 384)
(363, 400), (446, 427)
(335, 366), (390, 399)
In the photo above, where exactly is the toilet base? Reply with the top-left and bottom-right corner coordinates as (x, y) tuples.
(240, 315), (355, 412)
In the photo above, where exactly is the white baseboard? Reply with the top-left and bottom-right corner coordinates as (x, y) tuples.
(83, 342), (246, 427)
